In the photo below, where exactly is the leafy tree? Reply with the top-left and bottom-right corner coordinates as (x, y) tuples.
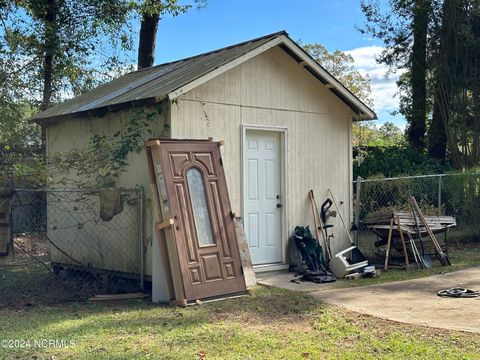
(304, 43), (376, 148)
(0, 0), (133, 108)
(353, 146), (450, 179)
(378, 122), (406, 145)
(409, 0), (430, 150)
(360, 0), (480, 169)
(353, 121), (405, 147)
(431, 0), (480, 168)
(0, 0), (134, 164)
(304, 43), (373, 108)
(359, 0), (431, 150)
(0, 102), (44, 187)
(0, 0), (134, 186)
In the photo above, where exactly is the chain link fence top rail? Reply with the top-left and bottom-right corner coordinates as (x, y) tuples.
(353, 173), (480, 256)
(0, 187), (144, 308)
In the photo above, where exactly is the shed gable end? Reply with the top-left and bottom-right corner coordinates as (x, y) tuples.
(178, 46), (353, 118)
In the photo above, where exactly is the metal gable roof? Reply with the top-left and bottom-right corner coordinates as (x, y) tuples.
(31, 30), (376, 123)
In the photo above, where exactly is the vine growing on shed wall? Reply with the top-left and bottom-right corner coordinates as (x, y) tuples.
(50, 105), (169, 188)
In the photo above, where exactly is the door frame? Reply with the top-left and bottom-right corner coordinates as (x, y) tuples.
(240, 124), (288, 267)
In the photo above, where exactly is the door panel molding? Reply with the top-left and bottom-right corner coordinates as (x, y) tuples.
(241, 124), (288, 265)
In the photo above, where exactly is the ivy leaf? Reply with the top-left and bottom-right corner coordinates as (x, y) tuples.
(98, 167), (110, 177)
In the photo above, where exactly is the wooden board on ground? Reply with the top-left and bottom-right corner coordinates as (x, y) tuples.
(89, 293), (150, 301)
(234, 217), (256, 288)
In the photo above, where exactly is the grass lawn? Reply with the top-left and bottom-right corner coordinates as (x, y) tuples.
(1, 285), (479, 360)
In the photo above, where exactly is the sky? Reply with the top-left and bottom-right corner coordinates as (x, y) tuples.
(149, 0), (404, 128)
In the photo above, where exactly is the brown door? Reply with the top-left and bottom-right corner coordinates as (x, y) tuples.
(158, 140), (246, 300)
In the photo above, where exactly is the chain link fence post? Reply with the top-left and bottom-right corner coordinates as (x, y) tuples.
(354, 176), (362, 246)
(438, 175), (443, 216)
(137, 186), (145, 292)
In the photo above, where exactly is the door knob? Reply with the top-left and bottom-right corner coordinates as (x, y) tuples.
(276, 203), (282, 208)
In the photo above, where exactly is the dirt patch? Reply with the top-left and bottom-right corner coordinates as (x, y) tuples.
(312, 266), (480, 333)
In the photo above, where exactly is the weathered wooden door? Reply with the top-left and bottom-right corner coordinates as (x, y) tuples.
(154, 140), (246, 301)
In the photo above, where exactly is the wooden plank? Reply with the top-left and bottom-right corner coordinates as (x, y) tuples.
(411, 197), (450, 266)
(405, 231), (420, 268)
(149, 145), (187, 302)
(145, 144), (183, 302)
(364, 214), (456, 227)
(89, 293), (149, 301)
(384, 216), (394, 271)
(234, 217), (256, 288)
(396, 215), (410, 267)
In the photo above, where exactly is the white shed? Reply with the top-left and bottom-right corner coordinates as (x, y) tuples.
(32, 31), (376, 302)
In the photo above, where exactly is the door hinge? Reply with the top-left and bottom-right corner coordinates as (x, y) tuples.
(219, 157), (223, 166)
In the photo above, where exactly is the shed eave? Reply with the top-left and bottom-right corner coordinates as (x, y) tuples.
(30, 96), (166, 125)
(278, 37), (377, 121)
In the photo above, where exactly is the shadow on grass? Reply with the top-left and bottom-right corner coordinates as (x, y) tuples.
(0, 262), (141, 309)
(0, 284), (325, 349)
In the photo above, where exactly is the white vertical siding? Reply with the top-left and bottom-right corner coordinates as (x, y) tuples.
(171, 46), (355, 256)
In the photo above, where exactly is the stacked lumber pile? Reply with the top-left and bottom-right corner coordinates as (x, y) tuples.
(364, 211), (456, 236)
(363, 210), (457, 254)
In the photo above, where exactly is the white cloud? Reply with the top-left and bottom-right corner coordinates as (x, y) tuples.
(345, 46), (405, 117)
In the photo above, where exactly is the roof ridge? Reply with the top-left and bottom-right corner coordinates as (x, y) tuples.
(131, 30), (288, 74)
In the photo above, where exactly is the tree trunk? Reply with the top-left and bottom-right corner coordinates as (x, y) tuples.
(428, 86), (447, 161)
(436, 0), (462, 169)
(42, 0), (56, 111)
(137, 12), (160, 69)
(41, 0), (57, 157)
(406, 0), (430, 150)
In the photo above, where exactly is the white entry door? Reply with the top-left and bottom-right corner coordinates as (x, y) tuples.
(244, 130), (282, 265)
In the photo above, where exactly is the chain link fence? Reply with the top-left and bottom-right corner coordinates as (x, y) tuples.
(353, 173), (480, 258)
(0, 187), (145, 308)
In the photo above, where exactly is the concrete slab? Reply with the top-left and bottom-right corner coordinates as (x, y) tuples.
(256, 271), (337, 292)
(310, 267), (480, 333)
